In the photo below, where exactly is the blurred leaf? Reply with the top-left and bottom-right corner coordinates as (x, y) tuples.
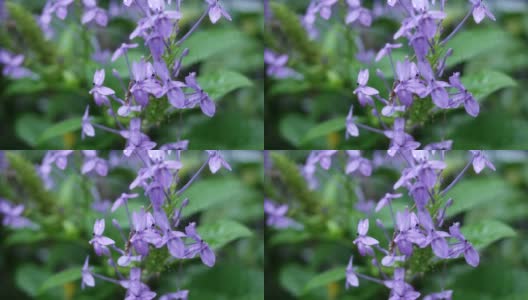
(279, 114), (315, 147)
(279, 264), (320, 298)
(461, 219), (516, 250)
(461, 70), (516, 101)
(302, 266), (345, 294)
(269, 229), (311, 246)
(198, 219), (252, 249)
(38, 266), (82, 295)
(15, 114), (52, 147)
(37, 117), (82, 145)
(182, 177), (259, 217)
(15, 264), (53, 297)
(445, 177), (520, 217)
(300, 117), (346, 146)
(181, 28), (251, 67)
(197, 70), (253, 101)
(5, 79), (47, 96)
(446, 28), (512, 68)
(4, 229), (47, 246)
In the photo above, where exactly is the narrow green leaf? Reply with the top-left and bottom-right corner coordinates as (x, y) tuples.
(197, 70), (253, 101)
(38, 267), (82, 294)
(197, 219), (253, 249)
(280, 114), (315, 147)
(5, 230), (47, 246)
(461, 219), (516, 250)
(300, 117), (346, 145)
(461, 70), (516, 101)
(445, 177), (520, 217)
(37, 117), (83, 145)
(16, 264), (53, 297)
(302, 267), (346, 294)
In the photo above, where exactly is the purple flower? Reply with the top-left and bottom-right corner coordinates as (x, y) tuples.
(89, 219), (115, 256)
(81, 0), (108, 27)
(111, 193), (139, 212)
(82, 106), (95, 138)
(0, 50), (37, 80)
(120, 268), (157, 300)
(130, 209), (162, 256)
(0, 199), (36, 229)
(449, 72), (479, 117)
(185, 72), (216, 117)
(393, 59), (427, 106)
(81, 256), (95, 289)
(185, 222), (216, 267)
(418, 210), (450, 258)
(159, 291), (189, 300)
(206, 0), (232, 24)
(375, 193), (402, 212)
(394, 209), (425, 256)
(130, 59), (163, 106)
(448, 222), (480, 267)
(264, 49), (298, 79)
(423, 290), (453, 300)
(375, 43), (402, 62)
(353, 219), (379, 256)
(120, 118), (157, 157)
(89, 69), (114, 106)
(384, 268), (421, 300)
(264, 199), (297, 229)
(81, 150), (108, 176)
(206, 150), (231, 174)
(111, 43), (138, 62)
(345, 256), (359, 288)
(470, 150), (495, 174)
(345, 0), (372, 27)
(384, 118), (420, 156)
(353, 69), (379, 106)
(345, 150), (372, 176)
(470, 0), (496, 24)
(345, 106), (359, 138)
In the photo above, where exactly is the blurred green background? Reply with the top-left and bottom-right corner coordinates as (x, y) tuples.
(265, 0), (528, 149)
(265, 150), (528, 300)
(0, 150), (264, 300)
(0, 0), (264, 149)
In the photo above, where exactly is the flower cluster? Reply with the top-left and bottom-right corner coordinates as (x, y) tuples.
(22, 0), (232, 148)
(267, 149), (496, 299)
(35, 149), (232, 299)
(268, 0), (497, 148)
(0, 198), (37, 229)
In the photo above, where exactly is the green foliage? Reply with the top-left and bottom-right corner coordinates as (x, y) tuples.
(270, 152), (319, 214)
(37, 267), (82, 295)
(302, 266), (346, 295)
(270, 3), (320, 64)
(300, 117), (346, 146)
(6, 152), (55, 213)
(197, 70), (253, 101)
(461, 70), (517, 101)
(37, 117), (83, 146)
(460, 219), (516, 250)
(198, 219), (253, 249)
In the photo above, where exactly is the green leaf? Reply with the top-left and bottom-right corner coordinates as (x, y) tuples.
(445, 177), (520, 217)
(197, 219), (253, 249)
(4, 229), (47, 246)
(446, 28), (513, 68)
(300, 117), (346, 145)
(279, 114), (315, 147)
(38, 266), (82, 294)
(16, 114), (52, 147)
(37, 117), (82, 145)
(197, 70), (253, 101)
(461, 219), (516, 250)
(181, 29), (252, 67)
(16, 264), (53, 297)
(302, 267), (346, 294)
(461, 70), (517, 101)
(279, 264), (320, 298)
(5, 79), (47, 96)
(269, 229), (311, 246)
(182, 177), (259, 217)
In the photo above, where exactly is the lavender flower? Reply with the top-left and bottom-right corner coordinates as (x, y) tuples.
(206, 0), (232, 24)
(345, 150), (372, 176)
(111, 43), (138, 62)
(206, 150), (232, 174)
(470, 150), (495, 174)
(353, 69), (379, 106)
(353, 219), (379, 256)
(264, 199), (298, 229)
(89, 219), (115, 256)
(89, 69), (115, 106)
(448, 222), (480, 267)
(120, 268), (157, 300)
(185, 222), (216, 267)
(0, 199), (36, 229)
(470, 0), (496, 24)
(81, 150), (108, 176)
(82, 106), (95, 138)
(345, 256), (359, 288)
(159, 291), (189, 300)
(81, 256), (95, 289)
